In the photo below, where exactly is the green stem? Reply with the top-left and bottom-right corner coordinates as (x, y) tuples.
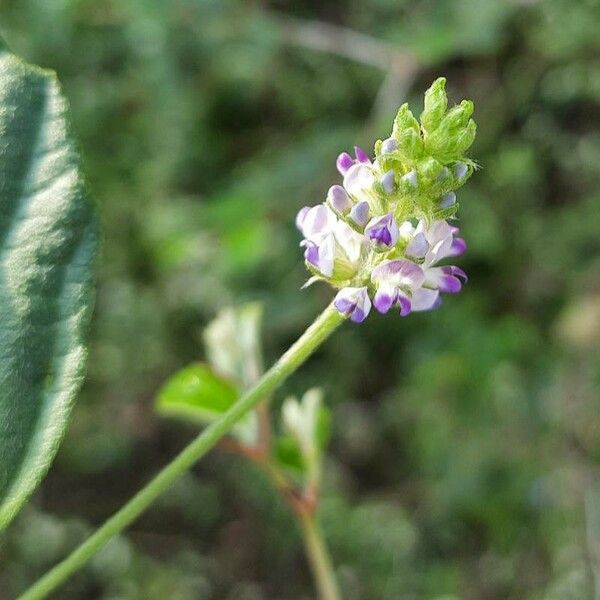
(18, 304), (344, 600)
(299, 512), (341, 600)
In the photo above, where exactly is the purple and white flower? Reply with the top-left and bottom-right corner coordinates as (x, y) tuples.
(365, 213), (399, 249)
(371, 260), (425, 316)
(334, 287), (371, 323)
(296, 204), (364, 279)
(404, 219), (468, 303)
(297, 115), (472, 323)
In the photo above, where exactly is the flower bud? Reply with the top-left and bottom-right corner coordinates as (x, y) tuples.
(397, 127), (424, 159)
(354, 146), (370, 163)
(392, 104), (420, 140)
(420, 77), (447, 133)
(418, 157), (444, 181)
(327, 185), (351, 214)
(454, 119), (477, 155)
(444, 100), (474, 130)
(336, 152), (354, 175)
(454, 162), (468, 180)
(380, 170), (395, 193)
(380, 137), (398, 154)
(349, 201), (370, 228)
(438, 191), (456, 209)
(399, 169), (418, 191)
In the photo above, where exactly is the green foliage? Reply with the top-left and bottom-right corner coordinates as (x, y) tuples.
(155, 361), (258, 446)
(0, 41), (97, 531)
(377, 77), (477, 223)
(156, 363), (239, 424)
(0, 0), (599, 598)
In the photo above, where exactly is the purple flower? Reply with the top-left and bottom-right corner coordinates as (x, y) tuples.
(365, 213), (399, 248)
(301, 235), (335, 277)
(424, 265), (468, 293)
(334, 287), (371, 323)
(403, 219), (468, 305)
(371, 259), (425, 316)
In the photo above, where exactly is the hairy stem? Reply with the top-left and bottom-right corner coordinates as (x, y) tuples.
(18, 303), (344, 600)
(299, 512), (341, 600)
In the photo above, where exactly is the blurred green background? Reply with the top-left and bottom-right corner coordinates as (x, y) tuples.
(1, 0), (600, 598)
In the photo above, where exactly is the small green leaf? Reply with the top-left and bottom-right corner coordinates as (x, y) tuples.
(156, 363), (258, 443)
(0, 44), (98, 530)
(156, 363), (239, 423)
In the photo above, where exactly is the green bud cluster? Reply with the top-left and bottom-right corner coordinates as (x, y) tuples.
(374, 77), (477, 224)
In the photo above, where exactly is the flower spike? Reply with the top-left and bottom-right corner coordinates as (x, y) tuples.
(296, 79), (477, 322)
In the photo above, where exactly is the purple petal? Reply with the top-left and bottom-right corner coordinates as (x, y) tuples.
(365, 213), (399, 248)
(437, 275), (462, 293)
(303, 242), (319, 267)
(334, 297), (355, 314)
(349, 201), (370, 228)
(373, 288), (396, 314)
(354, 146), (370, 163)
(350, 307), (367, 323)
(303, 235), (335, 277)
(397, 291), (412, 317)
(299, 205), (336, 241)
(443, 265), (468, 282)
(369, 226), (392, 246)
(448, 237), (467, 257)
(336, 152), (354, 175)
(334, 287), (371, 322)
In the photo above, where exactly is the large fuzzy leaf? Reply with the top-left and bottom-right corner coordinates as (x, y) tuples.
(0, 43), (98, 530)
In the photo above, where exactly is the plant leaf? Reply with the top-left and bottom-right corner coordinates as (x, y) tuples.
(156, 363), (257, 443)
(156, 363), (239, 423)
(0, 44), (98, 530)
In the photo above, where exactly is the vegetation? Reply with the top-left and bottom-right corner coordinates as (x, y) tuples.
(1, 1), (599, 598)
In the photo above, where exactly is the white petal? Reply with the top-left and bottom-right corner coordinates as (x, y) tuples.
(335, 220), (364, 263)
(343, 163), (376, 204)
(411, 287), (440, 311)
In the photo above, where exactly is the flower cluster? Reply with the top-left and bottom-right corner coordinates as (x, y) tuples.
(296, 78), (477, 322)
